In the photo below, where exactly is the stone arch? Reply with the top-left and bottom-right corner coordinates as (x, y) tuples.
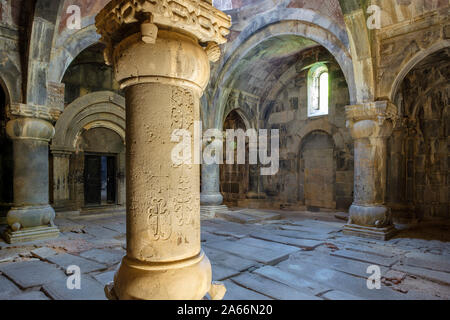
(48, 25), (101, 83)
(0, 58), (22, 106)
(211, 11), (356, 129)
(292, 119), (347, 154)
(390, 40), (450, 103)
(52, 91), (125, 152)
(223, 106), (252, 131)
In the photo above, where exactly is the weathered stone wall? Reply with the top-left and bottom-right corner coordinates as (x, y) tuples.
(387, 48), (450, 220)
(259, 48), (353, 211)
(62, 44), (121, 105)
(0, 84), (12, 219)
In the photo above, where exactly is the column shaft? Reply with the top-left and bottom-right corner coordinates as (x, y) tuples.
(201, 163), (223, 205)
(5, 117), (59, 243)
(125, 82), (201, 262)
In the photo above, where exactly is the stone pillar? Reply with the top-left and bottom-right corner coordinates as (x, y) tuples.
(4, 117), (59, 243)
(51, 150), (72, 210)
(95, 0), (230, 300)
(344, 101), (398, 240)
(200, 162), (228, 218)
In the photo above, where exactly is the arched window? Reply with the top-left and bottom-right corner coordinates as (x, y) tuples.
(308, 64), (329, 117)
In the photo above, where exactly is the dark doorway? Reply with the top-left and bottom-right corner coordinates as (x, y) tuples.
(84, 154), (117, 206)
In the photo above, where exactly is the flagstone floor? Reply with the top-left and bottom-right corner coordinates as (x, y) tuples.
(0, 209), (449, 300)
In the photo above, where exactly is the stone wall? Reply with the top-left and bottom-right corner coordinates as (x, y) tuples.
(0, 84), (12, 218)
(62, 43), (121, 105)
(260, 49), (353, 211)
(387, 48), (450, 220)
(222, 47), (354, 211)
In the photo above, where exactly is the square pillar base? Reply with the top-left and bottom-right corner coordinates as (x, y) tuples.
(343, 224), (397, 241)
(3, 226), (60, 244)
(200, 205), (229, 219)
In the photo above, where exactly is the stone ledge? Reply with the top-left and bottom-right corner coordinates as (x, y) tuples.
(343, 224), (397, 241)
(3, 226), (60, 244)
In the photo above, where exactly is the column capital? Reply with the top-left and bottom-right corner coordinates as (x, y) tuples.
(345, 101), (398, 139)
(50, 149), (73, 158)
(6, 117), (55, 142)
(95, 0), (231, 65)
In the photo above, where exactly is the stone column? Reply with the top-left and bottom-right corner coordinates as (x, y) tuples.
(96, 0), (230, 300)
(344, 101), (398, 240)
(4, 117), (59, 243)
(200, 162), (228, 218)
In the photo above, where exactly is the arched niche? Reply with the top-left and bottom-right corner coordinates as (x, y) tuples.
(387, 47), (449, 221)
(220, 109), (250, 206)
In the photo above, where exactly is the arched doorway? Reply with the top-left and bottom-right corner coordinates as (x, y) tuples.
(299, 131), (336, 210)
(220, 110), (250, 206)
(51, 91), (126, 214)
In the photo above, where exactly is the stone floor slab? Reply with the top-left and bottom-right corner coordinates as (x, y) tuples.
(79, 248), (124, 266)
(272, 229), (331, 241)
(239, 209), (281, 221)
(43, 275), (107, 300)
(222, 280), (272, 300)
(278, 258), (407, 300)
(231, 273), (321, 300)
(404, 252), (450, 273)
(235, 238), (300, 256)
(215, 211), (260, 224)
(250, 232), (324, 250)
(392, 263), (450, 285)
(331, 249), (399, 267)
(203, 247), (258, 272)
(47, 254), (107, 273)
(0, 275), (21, 298)
(31, 247), (58, 260)
(8, 291), (50, 300)
(201, 232), (232, 244)
(294, 251), (390, 278)
(205, 240), (292, 265)
(253, 266), (328, 296)
(0, 261), (67, 289)
(93, 270), (115, 286)
(321, 290), (366, 300)
(212, 265), (240, 281)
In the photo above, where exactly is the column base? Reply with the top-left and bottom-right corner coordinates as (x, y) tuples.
(200, 193), (224, 206)
(7, 205), (56, 230)
(342, 224), (397, 241)
(200, 205), (229, 219)
(108, 250), (212, 300)
(3, 226), (60, 244)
